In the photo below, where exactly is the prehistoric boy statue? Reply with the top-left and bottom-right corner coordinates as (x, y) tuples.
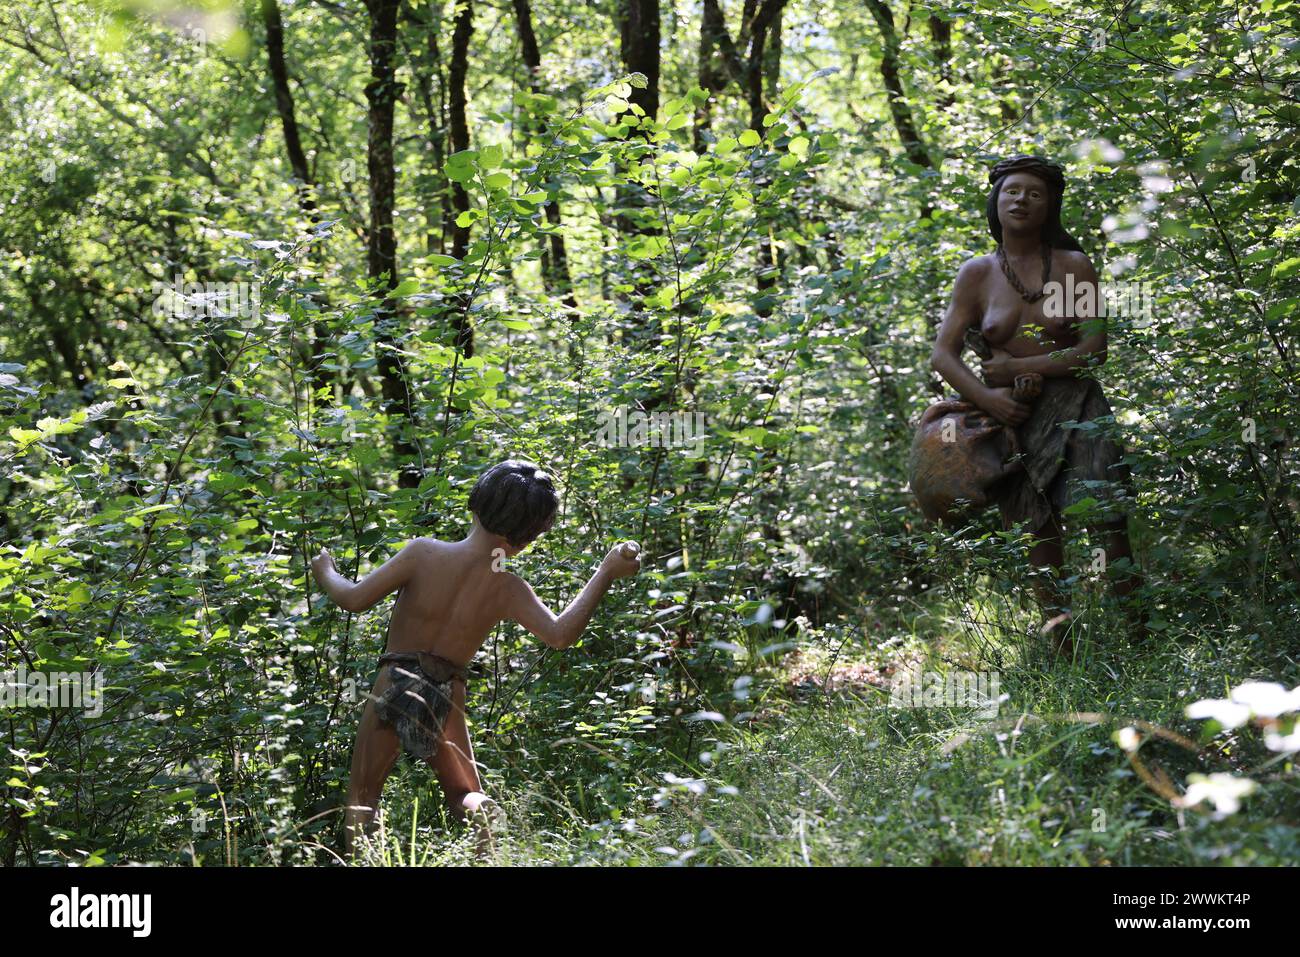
(311, 459), (641, 855)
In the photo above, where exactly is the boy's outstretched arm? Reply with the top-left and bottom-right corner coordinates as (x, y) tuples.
(310, 539), (428, 613)
(503, 544), (640, 650)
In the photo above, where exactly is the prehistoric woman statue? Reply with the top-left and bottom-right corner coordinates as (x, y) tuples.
(925, 155), (1142, 656)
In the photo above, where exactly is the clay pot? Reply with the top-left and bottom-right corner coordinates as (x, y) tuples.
(908, 373), (1042, 525)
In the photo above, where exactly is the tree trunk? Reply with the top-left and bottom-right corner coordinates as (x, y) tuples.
(401, 0), (451, 258)
(698, 0), (785, 312)
(866, 0), (933, 216)
(448, 0), (475, 357)
(613, 0), (662, 277)
(261, 0), (333, 399)
(618, 0), (660, 123)
(365, 0), (421, 486)
(511, 0), (577, 310)
(699, 0), (785, 125)
(929, 13), (955, 110)
(749, 0), (783, 307)
(693, 0), (727, 150)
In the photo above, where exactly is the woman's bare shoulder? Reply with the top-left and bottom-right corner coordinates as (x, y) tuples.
(955, 254), (993, 281)
(951, 254), (993, 295)
(1055, 248), (1097, 272)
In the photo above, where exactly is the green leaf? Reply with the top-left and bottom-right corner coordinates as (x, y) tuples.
(446, 164), (475, 184)
(1272, 257), (1300, 280)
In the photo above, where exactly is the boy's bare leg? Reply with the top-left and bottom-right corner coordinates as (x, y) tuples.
(430, 682), (503, 857)
(344, 684), (402, 858)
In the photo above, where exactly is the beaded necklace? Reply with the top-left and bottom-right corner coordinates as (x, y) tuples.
(996, 242), (1052, 303)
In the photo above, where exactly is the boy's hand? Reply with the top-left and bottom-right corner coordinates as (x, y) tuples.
(601, 542), (641, 579)
(310, 548), (337, 582)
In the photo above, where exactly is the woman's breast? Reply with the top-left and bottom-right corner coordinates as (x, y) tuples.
(980, 305), (1078, 355)
(980, 307), (1021, 347)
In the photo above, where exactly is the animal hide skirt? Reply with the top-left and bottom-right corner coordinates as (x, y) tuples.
(372, 651), (467, 762)
(994, 373), (1132, 533)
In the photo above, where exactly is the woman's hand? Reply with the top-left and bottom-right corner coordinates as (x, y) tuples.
(982, 387), (1031, 427)
(980, 348), (1019, 387)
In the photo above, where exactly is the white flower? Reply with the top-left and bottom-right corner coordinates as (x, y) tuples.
(1185, 698), (1253, 729)
(1185, 681), (1300, 729)
(1115, 726), (1141, 752)
(1178, 773), (1257, 818)
(1230, 681), (1300, 719)
(1264, 727), (1300, 754)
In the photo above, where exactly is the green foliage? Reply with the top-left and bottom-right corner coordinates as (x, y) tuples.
(0, 0), (1297, 865)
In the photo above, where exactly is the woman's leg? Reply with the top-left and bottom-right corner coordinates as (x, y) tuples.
(1074, 382), (1146, 627)
(1093, 518), (1141, 596)
(1025, 513), (1074, 657)
(1091, 515), (1148, 639)
(344, 674), (402, 857)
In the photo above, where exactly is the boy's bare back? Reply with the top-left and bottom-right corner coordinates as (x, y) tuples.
(374, 537), (510, 666)
(311, 526), (639, 669)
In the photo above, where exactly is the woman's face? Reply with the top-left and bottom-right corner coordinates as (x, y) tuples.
(997, 172), (1051, 236)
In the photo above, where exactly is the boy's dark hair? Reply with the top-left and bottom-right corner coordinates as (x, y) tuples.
(468, 459), (559, 546)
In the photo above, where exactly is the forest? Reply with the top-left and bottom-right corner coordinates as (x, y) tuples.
(0, 0), (1298, 867)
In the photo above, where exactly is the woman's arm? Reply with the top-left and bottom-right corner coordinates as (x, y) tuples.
(310, 539), (428, 613)
(930, 258), (1030, 427)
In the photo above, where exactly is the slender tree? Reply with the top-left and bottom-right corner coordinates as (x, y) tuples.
(448, 0), (475, 356)
(511, 0), (577, 310)
(865, 0), (933, 171)
(929, 13), (955, 110)
(696, 0), (786, 134)
(365, 0), (421, 486)
(695, 0), (788, 308)
(260, 0), (335, 397)
(400, 0), (452, 258)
